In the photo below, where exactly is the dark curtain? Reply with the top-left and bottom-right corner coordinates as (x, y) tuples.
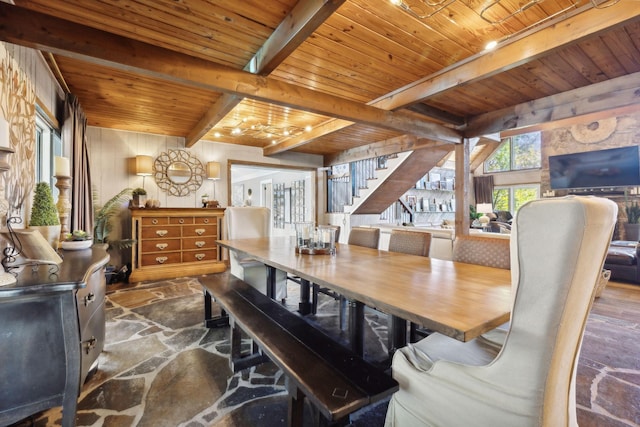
(63, 93), (93, 234)
(474, 175), (494, 204)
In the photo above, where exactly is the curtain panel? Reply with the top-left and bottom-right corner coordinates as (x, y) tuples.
(63, 93), (93, 234)
(474, 175), (494, 204)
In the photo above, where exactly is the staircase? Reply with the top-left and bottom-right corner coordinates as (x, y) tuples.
(347, 146), (452, 215)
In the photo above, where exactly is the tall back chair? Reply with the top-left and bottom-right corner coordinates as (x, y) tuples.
(347, 227), (380, 249)
(385, 196), (617, 427)
(388, 229), (431, 257)
(452, 235), (511, 270)
(224, 207), (287, 300)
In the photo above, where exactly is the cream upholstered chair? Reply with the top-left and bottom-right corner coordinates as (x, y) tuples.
(224, 207), (287, 301)
(385, 196), (617, 427)
(452, 235), (511, 270)
(388, 229), (431, 257)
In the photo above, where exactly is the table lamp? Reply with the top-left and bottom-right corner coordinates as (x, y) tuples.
(206, 161), (220, 207)
(135, 155), (153, 190)
(476, 203), (493, 227)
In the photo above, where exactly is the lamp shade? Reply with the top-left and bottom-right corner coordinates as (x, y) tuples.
(476, 203), (493, 214)
(135, 155), (153, 176)
(206, 161), (220, 180)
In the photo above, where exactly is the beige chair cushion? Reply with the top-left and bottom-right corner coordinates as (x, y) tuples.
(388, 229), (431, 257)
(452, 235), (511, 270)
(348, 227), (380, 249)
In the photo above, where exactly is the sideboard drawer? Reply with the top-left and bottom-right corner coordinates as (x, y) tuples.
(195, 217), (216, 225)
(182, 236), (217, 250)
(169, 216), (194, 225)
(142, 217), (169, 226)
(141, 226), (181, 239)
(141, 252), (182, 266)
(182, 224), (216, 237)
(141, 238), (181, 253)
(182, 248), (218, 263)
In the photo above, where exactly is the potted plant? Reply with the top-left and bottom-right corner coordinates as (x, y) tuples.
(624, 200), (640, 240)
(29, 182), (61, 248)
(94, 188), (136, 250)
(132, 187), (147, 208)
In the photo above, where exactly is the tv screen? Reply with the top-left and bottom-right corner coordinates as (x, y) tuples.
(549, 146), (640, 190)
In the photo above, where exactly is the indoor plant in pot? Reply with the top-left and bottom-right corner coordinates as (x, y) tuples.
(29, 182), (61, 248)
(132, 187), (147, 208)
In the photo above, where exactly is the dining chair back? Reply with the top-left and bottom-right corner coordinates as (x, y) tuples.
(452, 235), (511, 270)
(347, 227), (380, 249)
(224, 207), (287, 300)
(388, 229), (431, 257)
(385, 196), (617, 427)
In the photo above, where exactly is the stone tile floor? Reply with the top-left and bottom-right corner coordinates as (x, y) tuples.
(10, 277), (640, 426)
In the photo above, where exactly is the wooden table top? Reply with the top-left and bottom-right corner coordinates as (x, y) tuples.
(218, 237), (512, 342)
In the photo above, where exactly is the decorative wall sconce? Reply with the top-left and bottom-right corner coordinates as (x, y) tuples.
(206, 161), (220, 204)
(134, 155), (153, 190)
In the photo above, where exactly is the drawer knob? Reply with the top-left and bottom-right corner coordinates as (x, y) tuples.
(203, 219), (209, 224)
(195, 228), (205, 235)
(83, 336), (97, 354)
(179, 218), (185, 224)
(156, 256), (168, 264)
(156, 230), (168, 237)
(156, 243), (168, 250)
(152, 219), (159, 225)
(84, 292), (96, 306)
(195, 253), (205, 261)
(195, 241), (206, 248)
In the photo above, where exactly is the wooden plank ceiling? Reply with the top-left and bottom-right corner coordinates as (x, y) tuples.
(2, 0), (640, 166)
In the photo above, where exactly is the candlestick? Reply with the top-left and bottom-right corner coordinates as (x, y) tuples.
(55, 175), (72, 242)
(54, 156), (70, 177)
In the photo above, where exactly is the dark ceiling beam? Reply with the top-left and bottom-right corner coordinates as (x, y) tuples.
(186, 0), (346, 147)
(465, 71), (640, 137)
(0, 3), (460, 144)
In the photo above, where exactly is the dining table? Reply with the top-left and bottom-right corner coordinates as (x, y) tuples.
(217, 236), (512, 357)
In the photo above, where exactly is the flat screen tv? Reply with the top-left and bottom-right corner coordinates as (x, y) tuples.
(549, 146), (640, 190)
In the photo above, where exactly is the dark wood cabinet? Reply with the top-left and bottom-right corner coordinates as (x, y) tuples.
(0, 247), (109, 427)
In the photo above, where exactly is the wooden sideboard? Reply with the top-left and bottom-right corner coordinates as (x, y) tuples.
(129, 207), (227, 282)
(0, 246), (109, 427)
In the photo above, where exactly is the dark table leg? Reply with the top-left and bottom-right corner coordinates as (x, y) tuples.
(203, 290), (229, 328)
(266, 265), (276, 299)
(348, 300), (365, 357)
(298, 278), (312, 315)
(389, 315), (407, 356)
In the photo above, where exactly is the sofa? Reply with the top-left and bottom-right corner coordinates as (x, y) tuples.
(604, 240), (640, 284)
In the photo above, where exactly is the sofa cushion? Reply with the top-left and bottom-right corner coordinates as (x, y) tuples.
(606, 247), (637, 266)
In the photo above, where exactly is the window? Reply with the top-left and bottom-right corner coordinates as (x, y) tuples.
(493, 185), (539, 214)
(34, 108), (62, 194)
(485, 131), (541, 173)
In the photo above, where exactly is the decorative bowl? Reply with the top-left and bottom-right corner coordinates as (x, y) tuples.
(61, 239), (93, 250)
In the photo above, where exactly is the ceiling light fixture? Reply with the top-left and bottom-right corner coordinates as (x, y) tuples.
(220, 120), (311, 141)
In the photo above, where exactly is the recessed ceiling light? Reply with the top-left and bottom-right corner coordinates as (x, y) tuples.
(305, 125), (312, 132)
(214, 132), (221, 138)
(485, 40), (498, 51)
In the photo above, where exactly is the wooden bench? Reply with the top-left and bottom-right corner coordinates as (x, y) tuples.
(200, 273), (398, 427)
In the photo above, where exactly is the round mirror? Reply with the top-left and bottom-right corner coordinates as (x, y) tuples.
(153, 149), (205, 197)
(167, 161), (191, 184)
